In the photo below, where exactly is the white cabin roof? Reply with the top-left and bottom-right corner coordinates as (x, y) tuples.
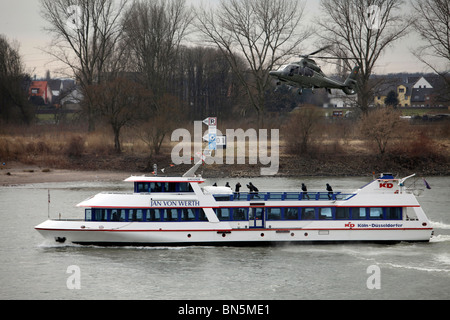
(124, 176), (204, 183)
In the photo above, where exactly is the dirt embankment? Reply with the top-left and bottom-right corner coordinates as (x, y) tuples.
(1, 152), (448, 186)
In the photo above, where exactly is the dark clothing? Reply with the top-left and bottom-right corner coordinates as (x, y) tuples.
(248, 182), (259, 198)
(326, 183), (333, 200)
(235, 183), (241, 199)
(301, 183), (310, 200)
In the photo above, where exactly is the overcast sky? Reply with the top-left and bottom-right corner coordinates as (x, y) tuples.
(0, 0), (442, 79)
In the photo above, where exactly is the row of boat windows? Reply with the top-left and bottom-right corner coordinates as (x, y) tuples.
(217, 207), (402, 221)
(86, 208), (207, 222)
(85, 207), (403, 222)
(135, 182), (194, 193)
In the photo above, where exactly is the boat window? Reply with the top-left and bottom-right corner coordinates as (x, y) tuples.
(166, 183), (177, 192)
(319, 207), (333, 220)
(179, 183), (193, 192)
(232, 208), (247, 220)
(214, 195), (232, 201)
(386, 207), (402, 220)
(111, 209), (120, 221)
(198, 209), (209, 221)
(137, 183), (149, 193)
(369, 207), (383, 219)
(94, 209), (107, 221)
(164, 208), (179, 221)
(216, 208), (231, 221)
(181, 208), (196, 221)
(404, 207), (418, 221)
(150, 182), (163, 192)
(119, 209), (126, 221)
(85, 209), (92, 221)
(285, 207), (299, 220)
(128, 209), (143, 221)
(301, 208), (316, 220)
(138, 209), (144, 221)
(335, 207), (350, 220)
(146, 209), (162, 221)
(267, 208), (282, 220)
(352, 207), (367, 219)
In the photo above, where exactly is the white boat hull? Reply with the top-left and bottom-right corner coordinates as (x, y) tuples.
(35, 220), (433, 246)
(35, 173), (434, 246)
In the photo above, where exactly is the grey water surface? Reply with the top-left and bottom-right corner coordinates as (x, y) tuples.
(1, 176), (449, 300)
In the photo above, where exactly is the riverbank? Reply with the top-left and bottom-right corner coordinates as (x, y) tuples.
(1, 152), (448, 186)
(0, 162), (129, 185)
(1, 117), (449, 184)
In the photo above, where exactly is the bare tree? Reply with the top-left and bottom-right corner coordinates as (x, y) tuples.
(412, 0), (450, 101)
(177, 46), (242, 120)
(122, 0), (193, 101)
(196, 0), (311, 127)
(358, 107), (402, 155)
(317, 0), (411, 114)
(40, 0), (129, 131)
(0, 35), (33, 124)
(138, 94), (185, 160)
(87, 77), (150, 153)
(284, 105), (322, 154)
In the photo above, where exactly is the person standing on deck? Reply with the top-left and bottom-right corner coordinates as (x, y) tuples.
(326, 183), (333, 200)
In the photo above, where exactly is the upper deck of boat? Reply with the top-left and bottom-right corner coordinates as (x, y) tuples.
(124, 175), (355, 201)
(213, 191), (355, 202)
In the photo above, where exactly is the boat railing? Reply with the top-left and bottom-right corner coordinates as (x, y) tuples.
(214, 191), (356, 202)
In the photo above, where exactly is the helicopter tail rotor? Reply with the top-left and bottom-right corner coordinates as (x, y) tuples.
(343, 66), (360, 95)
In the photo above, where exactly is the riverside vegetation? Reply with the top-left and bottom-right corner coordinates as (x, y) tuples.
(1, 107), (449, 178)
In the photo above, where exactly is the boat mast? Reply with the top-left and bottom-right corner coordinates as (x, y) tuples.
(183, 117), (218, 178)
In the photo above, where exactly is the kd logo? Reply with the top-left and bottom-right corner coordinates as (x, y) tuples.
(366, 265), (381, 290)
(379, 183), (394, 188)
(345, 222), (355, 228)
(66, 265), (81, 290)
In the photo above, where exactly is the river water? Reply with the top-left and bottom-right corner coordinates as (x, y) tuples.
(0, 175), (449, 301)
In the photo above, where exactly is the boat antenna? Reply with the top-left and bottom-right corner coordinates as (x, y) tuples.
(48, 189), (50, 219)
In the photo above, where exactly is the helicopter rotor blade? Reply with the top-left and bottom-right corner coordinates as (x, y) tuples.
(307, 45), (332, 57)
(299, 45), (331, 58)
(309, 56), (357, 60)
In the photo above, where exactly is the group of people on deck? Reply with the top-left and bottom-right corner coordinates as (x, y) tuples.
(302, 183), (333, 200)
(213, 181), (334, 200)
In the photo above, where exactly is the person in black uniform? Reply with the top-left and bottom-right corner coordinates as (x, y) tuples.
(247, 182), (260, 198)
(235, 182), (241, 199)
(301, 183), (310, 200)
(326, 183), (333, 200)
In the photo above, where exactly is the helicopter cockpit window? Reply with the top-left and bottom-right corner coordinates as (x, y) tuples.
(277, 65), (289, 71)
(305, 68), (314, 77)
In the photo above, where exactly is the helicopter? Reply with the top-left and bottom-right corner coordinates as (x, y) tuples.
(269, 46), (360, 95)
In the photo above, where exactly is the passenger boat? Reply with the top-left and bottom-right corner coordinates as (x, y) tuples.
(35, 169), (433, 246)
